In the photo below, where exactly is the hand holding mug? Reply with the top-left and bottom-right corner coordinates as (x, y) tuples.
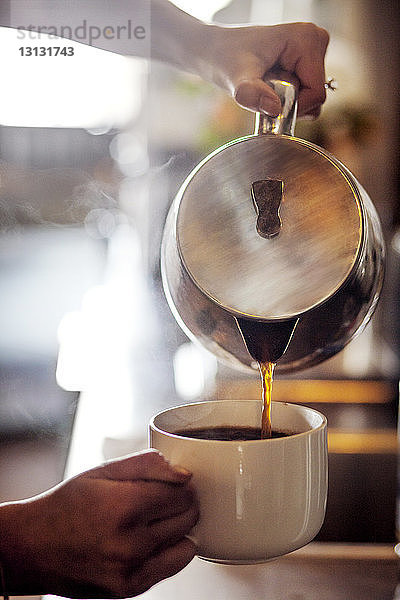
(0, 450), (199, 597)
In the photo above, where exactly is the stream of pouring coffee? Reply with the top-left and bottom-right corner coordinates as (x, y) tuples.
(237, 318), (298, 438)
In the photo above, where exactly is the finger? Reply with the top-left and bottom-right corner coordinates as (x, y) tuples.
(234, 78), (281, 116)
(148, 503), (200, 551)
(278, 24), (329, 116)
(127, 480), (197, 523)
(296, 69), (326, 117)
(87, 449), (192, 484)
(129, 537), (197, 596)
(296, 42), (329, 116)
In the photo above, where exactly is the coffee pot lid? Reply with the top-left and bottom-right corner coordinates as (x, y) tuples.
(176, 81), (363, 320)
(177, 137), (362, 320)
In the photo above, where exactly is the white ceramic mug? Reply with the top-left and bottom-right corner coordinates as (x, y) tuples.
(149, 400), (327, 564)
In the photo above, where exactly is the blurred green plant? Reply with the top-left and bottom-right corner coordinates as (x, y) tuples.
(296, 104), (378, 150)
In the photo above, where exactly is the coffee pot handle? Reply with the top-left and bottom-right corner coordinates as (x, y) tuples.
(254, 70), (299, 136)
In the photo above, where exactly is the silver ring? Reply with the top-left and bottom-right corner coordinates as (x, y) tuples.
(324, 77), (337, 91)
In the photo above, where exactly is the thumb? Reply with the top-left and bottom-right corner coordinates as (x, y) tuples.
(85, 449), (192, 484)
(234, 78), (282, 116)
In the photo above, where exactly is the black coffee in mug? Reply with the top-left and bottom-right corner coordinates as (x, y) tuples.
(173, 426), (293, 441)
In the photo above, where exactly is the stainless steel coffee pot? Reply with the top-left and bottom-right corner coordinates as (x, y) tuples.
(161, 74), (385, 373)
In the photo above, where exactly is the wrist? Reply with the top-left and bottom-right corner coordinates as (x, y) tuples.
(150, 1), (215, 78)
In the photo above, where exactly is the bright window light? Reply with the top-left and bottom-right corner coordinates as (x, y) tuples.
(173, 342), (217, 401)
(170, 0), (231, 21)
(0, 26), (146, 128)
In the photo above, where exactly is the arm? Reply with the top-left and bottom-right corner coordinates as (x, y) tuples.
(6, 0), (329, 116)
(0, 450), (199, 598)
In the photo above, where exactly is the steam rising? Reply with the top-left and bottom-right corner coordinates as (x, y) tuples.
(0, 161), (119, 232)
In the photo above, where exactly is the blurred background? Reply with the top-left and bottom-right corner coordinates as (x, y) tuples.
(0, 0), (399, 545)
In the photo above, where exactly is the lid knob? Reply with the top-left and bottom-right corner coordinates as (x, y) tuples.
(251, 178), (283, 238)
